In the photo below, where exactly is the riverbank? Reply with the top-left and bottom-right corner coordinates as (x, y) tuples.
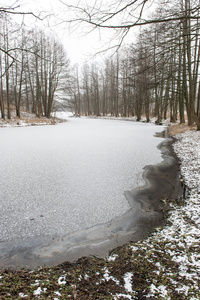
(0, 124), (200, 299)
(0, 111), (65, 127)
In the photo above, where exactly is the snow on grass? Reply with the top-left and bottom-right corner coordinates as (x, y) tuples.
(19, 293), (28, 298)
(31, 279), (40, 286)
(33, 286), (47, 296)
(98, 130), (200, 299)
(58, 275), (66, 285)
(102, 267), (120, 285)
(107, 254), (119, 262)
(107, 129), (200, 299)
(0, 109), (63, 127)
(139, 130), (200, 299)
(124, 272), (133, 293)
(115, 293), (133, 299)
(54, 291), (62, 296)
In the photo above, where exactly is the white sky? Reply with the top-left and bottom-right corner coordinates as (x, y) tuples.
(2, 0), (155, 65)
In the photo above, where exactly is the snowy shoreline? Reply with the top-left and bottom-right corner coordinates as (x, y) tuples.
(123, 129), (200, 299)
(95, 129), (200, 299)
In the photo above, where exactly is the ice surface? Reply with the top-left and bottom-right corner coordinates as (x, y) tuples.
(0, 118), (165, 241)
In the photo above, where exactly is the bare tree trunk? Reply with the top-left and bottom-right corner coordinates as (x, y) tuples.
(4, 25), (11, 119)
(0, 39), (5, 119)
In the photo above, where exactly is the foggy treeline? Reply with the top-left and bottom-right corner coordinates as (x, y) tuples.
(1, 0), (200, 130)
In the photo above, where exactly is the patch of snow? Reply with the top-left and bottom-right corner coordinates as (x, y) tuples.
(31, 279), (40, 286)
(130, 246), (139, 252)
(54, 291), (62, 296)
(58, 275), (66, 285)
(54, 111), (73, 119)
(147, 283), (157, 297)
(115, 293), (133, 299)
(158, 285), (169, 297)
(19, 293), (28, 298)
(78, 275), (82, 281)
(107, 254), (118, 262)
(124, 272), (133, 293)
(33, 287), (43, 296)
(103, 268), (120, 285)
(84, 274), (89, 280)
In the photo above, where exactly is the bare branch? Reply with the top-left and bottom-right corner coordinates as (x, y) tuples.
(61, 1), (200, 29)
(0, 5), (48, 21)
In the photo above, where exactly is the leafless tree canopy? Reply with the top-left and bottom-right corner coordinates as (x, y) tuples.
(66, 0), (200, 130)
(0, 11), (71, 120)
(61, 0), (200, 28)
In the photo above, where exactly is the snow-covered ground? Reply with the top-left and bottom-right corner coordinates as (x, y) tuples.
(0, 118), (165, 241)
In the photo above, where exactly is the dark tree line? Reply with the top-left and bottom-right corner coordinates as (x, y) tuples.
(0, 13), (70, 120)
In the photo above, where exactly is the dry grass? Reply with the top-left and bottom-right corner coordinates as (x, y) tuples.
(0, 110), (64, 127)
(23, 117), (58, 125)
(168, 122), (197, 136)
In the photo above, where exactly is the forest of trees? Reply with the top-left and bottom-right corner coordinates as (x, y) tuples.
(1, 0), (200, 130)
(0, 13), (70, 120)
(69, 0), (200, 130)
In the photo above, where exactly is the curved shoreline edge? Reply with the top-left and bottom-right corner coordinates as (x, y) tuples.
(0, 135), (183, 269)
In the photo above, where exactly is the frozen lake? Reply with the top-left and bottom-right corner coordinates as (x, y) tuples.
(0, 118), (166, 266)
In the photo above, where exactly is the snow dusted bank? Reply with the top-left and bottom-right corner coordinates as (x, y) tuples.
(112, 129), (200, 299)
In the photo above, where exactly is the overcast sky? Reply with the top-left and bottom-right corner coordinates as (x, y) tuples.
(3, 0), (154, 65)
